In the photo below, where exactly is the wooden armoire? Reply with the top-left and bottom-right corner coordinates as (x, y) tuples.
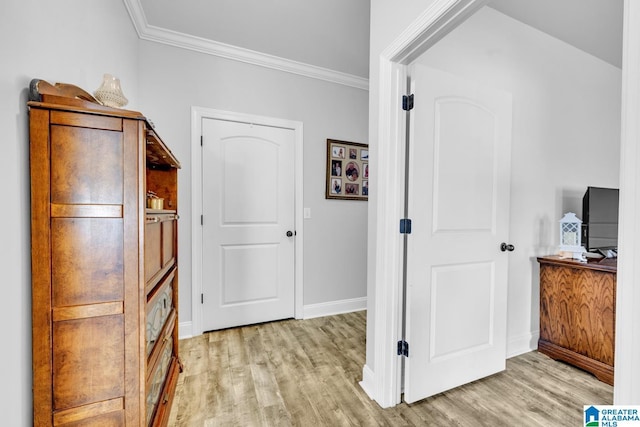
(28, 79), (182, 426)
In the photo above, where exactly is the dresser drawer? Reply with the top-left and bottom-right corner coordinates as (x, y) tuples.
(146, 268), (176, 357)
(145, 213), (177, 289)
(146, 317), (175, 426)
(151, 357), (180, 427)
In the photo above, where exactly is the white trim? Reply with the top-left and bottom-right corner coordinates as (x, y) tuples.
(359, 364), (376, 400)
(303, 297), (367, 319)
(614, 0), (640, 405)
(368, 0), (489, 409)
(178, 321), (193, 340)
(190, 107), (304, 337)
(122, 0), (368, 91)
(383, 0), (489, 65)
(370, 57), (406, 409)
(506, 330), (539, 359)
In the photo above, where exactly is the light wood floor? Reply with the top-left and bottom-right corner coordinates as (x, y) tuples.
(168, 311), (612, 426)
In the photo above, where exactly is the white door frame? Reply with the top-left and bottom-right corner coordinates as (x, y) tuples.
(367, 0), (640, 408)
(614, 0), (640, 404)
(191, 107), (304, 337)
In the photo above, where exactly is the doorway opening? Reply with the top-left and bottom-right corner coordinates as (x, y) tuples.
(365, 0), (629, 408)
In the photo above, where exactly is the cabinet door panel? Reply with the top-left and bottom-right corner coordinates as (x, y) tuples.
(162, 219), (175, 267)
(57, 411), (125, 427)
(539, 265), (574, 348)
(50, 126), (123, 205)
(52, 315), (125, 410)
(144, 215), (176, 286)
(54, 402), (125, 427)
(145, 219), (162, 283)
(573, 270), (615, 364)
(52, 218), (124, 306)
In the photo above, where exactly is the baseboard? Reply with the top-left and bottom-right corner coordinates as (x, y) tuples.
(179, 298), (366, 338)
(303, 296), (367, 319)
(507, 330), (539, 358)
(359, 364), (376, 400)
(178, 321), (193, 340)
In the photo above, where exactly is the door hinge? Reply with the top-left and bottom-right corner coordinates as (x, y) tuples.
(402, 94), (414, 111)
(201, 215), (203, 225)
(201, 135), (203, 146)
(400, 218), (412, 234)
(397, 340), (409, 357)
(201, 293), (204, 304)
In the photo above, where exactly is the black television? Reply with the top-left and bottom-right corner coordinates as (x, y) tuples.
(581, 186), (619, 252)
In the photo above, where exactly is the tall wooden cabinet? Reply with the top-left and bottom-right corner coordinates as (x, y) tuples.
(28, 80), (182, 426)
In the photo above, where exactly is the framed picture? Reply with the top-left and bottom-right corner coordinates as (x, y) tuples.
(326, 139), (368, 201)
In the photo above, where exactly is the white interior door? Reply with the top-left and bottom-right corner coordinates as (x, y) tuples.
(201, 118), (295, 331)
(403, 65), (513, 403)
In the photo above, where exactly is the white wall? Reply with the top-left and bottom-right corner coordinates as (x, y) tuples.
(0, 1), (139, 423)
(137, 41), (369, 324)
(414, 6), (621, 356)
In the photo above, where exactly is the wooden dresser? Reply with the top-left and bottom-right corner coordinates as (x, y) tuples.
(537, 255), (616, 385)
(28, 80), (182, 426)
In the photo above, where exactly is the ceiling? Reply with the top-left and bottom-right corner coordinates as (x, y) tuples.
(487, 0), (623, 68)
(138, 0), (371, 78)
(135, 0), (623, 83)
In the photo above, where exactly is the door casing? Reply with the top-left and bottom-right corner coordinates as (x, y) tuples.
(191, 107), (304, 337)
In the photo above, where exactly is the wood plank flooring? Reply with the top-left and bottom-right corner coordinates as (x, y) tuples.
(168, 311), (612, 426)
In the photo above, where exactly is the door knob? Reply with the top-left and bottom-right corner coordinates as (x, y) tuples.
(500, 242), (515, 252)
(286, 230), (294, 237)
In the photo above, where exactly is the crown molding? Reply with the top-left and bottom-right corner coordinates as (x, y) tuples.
(123, 0), (369, 91)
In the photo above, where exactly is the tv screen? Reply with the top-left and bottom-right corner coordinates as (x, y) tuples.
(582, 186), (619, 251)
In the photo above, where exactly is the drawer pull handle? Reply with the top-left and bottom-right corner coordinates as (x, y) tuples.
(147, 214), (178, 222)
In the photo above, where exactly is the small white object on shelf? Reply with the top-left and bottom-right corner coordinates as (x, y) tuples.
(558, 212), (587, 261)
(94, 73), (128, 108)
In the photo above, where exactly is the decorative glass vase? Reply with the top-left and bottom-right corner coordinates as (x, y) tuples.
(94, 74), (128, 108)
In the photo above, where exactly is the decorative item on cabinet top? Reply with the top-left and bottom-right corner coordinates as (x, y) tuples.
(29, 77), (138, 114)
(93, 73), (128, 108)
(28, 78), (181, 171)
(558, 212), (587, 261)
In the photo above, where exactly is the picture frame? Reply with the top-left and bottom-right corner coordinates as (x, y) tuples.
(326, 139), (369, 201)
